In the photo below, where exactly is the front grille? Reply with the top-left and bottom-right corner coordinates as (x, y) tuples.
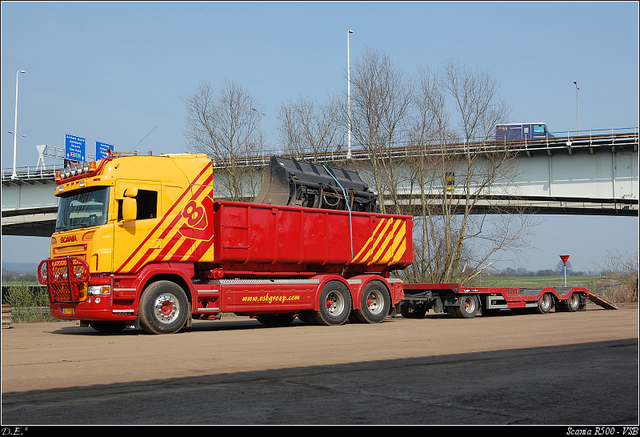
(39, 257), (89, 303)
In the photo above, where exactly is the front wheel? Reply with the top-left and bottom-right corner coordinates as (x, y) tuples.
(139, 281), (189, 334)
(352, 281), (391, 323)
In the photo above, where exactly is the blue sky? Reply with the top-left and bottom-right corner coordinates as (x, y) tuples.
(1, 1), (638, 272)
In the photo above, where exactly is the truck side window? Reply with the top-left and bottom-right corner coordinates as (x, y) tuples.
(117, 189), (158, 221)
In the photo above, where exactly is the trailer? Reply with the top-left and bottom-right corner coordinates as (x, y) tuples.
(400, 283), (617, 319)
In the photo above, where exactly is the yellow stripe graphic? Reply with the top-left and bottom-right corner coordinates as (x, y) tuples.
(351, 217), (408, 266)
(372, 220), (407, 265)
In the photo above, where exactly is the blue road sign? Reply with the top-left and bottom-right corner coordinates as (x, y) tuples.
(65, 134), (86, 162)
(96, 141), (114, 160)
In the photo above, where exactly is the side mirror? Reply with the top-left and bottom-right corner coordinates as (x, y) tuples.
(119, 188), (138, 225)
(121, 197), (137, 223)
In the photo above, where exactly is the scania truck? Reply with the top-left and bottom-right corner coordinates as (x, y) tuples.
(38, 153), (616, 334)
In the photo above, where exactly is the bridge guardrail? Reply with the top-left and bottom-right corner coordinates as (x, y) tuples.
(1, 165), (64, 182)
(3, 127), (638, 177)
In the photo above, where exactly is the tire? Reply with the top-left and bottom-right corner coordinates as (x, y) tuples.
(256, 314), (296, 327)
(535, 293), (553, 314)
(400, 302), (428, 319)
(311, 281), (352, 326)
(138, 281), (189, 334)
(352, 281), (391, 323)
(450, 295), (479, 319)
(561, 293), (581, 312)
(89, 321), (126, 333)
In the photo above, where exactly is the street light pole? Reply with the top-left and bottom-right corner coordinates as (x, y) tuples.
(573, 80), (580, 134)
(347, 30), (353, 159)
(12, 70), (26, 180)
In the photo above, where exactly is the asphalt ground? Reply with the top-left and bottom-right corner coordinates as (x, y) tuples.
(1, 303), (638, 427)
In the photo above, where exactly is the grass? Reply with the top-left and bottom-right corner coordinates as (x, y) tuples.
(470, 275), (637, 304)
(471, 275), (599, 289)
(3, 282), (56, 323)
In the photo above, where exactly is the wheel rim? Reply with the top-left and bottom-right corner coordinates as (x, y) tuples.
(569, 293), (580, 310)
(153, 293), (180, 324)
(464, 296), (477, 313)
(365, 290), (384, 315)
(325, 290), (346, 316)
(541, 294), (552, 311)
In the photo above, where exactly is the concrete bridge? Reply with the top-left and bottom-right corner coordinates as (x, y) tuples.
(2, 127), (638, 237)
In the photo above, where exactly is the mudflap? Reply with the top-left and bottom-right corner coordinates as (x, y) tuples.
(585, 291), (618, 309)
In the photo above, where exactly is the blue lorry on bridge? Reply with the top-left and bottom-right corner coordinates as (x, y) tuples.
(496, 123), (554, 141)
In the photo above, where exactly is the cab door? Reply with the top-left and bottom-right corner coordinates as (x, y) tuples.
(112, 180), (163, 274)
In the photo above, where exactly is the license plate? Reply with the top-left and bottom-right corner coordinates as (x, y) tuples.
(62, 308), (75, 315)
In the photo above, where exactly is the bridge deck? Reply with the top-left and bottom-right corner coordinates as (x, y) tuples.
(2, 130), (638, 236)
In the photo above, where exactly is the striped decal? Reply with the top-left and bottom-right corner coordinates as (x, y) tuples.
(115, 162), (215, 273)
(352, 217), (408, 266)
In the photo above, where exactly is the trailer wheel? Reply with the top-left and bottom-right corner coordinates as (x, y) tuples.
(560, 293), (582, 312)
(400, 302), (428, 318)
(352, 281), (390, 323)
(450, 295), (479, 318)
(139, 281), (189, 334)
(535, 293), (554, 314)
(312, 281), (351, 326)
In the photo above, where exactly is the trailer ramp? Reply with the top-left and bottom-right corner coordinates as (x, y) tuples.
(584, 290), (618, 309)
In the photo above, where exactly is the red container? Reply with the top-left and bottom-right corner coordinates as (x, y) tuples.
(212, 201), (413, 276)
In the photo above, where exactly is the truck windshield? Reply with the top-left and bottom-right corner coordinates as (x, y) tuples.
(533, 124), (547, 134)
(55, 187), (111, 232)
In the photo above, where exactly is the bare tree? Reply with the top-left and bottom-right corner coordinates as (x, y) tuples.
(277, 93), (344, 161)
(348, 47), (413, 214)
(400, 61), (535, 284)
(596, 250), (639, 303)
(184, 78), (263, 200)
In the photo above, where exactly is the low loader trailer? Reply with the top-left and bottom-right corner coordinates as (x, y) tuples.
(38, 153), (616, 334)
(400, 283), (617, 319)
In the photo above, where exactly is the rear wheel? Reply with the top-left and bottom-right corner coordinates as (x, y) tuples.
(352, 281), (391, 323)
(449, 295), (479, 318)
(535, 293), (554, 314)
(311, 281), (351, 326)
(561, 293), (581, 312)
(139, 281), (189, 334)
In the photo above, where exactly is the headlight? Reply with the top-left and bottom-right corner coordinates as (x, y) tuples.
(88, 285), (111, 296)
(38, 261), (48, 284)
(74, 265), (85, 280)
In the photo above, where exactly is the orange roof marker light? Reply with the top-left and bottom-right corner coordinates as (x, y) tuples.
(56, 159), (110, 185)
